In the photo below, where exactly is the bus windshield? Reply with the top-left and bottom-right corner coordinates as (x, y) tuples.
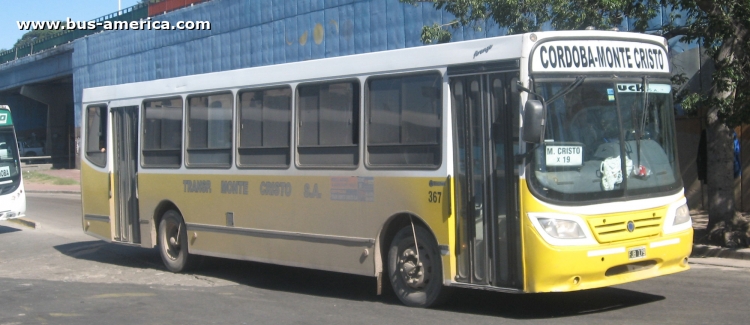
(528, 78), (682, 203)
(0, 129), (21, 186)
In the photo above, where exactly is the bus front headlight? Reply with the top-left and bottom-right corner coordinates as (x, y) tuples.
(673, 204), (691, 225)
(528, 213), (597, 246)
(538, 218), (586, 239)
(664, 199), (692, 235)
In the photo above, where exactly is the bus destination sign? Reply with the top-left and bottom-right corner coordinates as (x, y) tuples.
(545, 145), (583, 167)
(531, 40), (669, 74)
(0, 111), (11, 126)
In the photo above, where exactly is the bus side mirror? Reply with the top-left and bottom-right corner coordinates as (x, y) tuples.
(510, 78), (519, 94)
(523, 100), (545, 144)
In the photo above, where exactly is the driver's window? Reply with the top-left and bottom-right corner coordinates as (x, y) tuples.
(562, 85), (618, 156)
(85, 105), (108, 167)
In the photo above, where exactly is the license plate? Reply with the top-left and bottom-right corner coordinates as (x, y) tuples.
(628, 246), (646, 260)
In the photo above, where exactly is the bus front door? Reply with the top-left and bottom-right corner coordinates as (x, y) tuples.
(451, 72), (522, 289)
(111, 106), (140, 244)
(82, 105), (112, 241)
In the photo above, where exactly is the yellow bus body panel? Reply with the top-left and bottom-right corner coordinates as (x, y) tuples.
(138, 173), (453, 277)
(520, 182), (692, 292)
(80, 162), (112, 240)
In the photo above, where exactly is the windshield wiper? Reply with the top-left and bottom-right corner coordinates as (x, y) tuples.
(547, 76), (585, 105)
(631, 76), (649, 177)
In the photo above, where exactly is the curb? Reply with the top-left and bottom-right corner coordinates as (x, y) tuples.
(8, 217), (41, 229)
(691, 244), (750, 260)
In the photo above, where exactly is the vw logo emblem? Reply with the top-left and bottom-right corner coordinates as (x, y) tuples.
(627, 221), (635, 232)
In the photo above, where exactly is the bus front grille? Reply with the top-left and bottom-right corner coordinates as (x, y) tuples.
(587, 211), (664, 243)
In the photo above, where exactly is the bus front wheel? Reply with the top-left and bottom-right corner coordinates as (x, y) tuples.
(158, 210), (196, 272)
(388, 225), (450, 307)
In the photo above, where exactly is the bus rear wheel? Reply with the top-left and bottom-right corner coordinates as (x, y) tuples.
(388, 225), (450, 307)
(158, 210), (196, 272)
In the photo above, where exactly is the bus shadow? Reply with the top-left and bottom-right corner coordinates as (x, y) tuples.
(0, 224), (22, 234)
(53, 240), (165, 270)
(194, 255), (385, 303)
(53, 240), (383, 302)
(438, 286), (664, 319)
(53, 240), (664, 318)
(195, 259), (666, 319)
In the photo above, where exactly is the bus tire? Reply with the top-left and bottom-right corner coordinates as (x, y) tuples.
(158, 210), (196, 273)
(388, 225), (450, 307)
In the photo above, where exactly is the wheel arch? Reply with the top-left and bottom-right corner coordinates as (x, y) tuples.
(149, 200), (182, 248)
(375, 212), (439, 279)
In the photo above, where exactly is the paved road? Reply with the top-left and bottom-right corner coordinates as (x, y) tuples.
(1, 193), (749, 324)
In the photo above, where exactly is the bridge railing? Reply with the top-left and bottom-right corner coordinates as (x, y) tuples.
(0, 2), (150, 65)
(0, 0), (212, 66)
(148, 0), (206, 16)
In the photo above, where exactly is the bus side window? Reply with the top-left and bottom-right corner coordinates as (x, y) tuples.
(296, 81), (360, 168)
(85, 105), (107, 167)
(237, 87), (292, 168)
(367, 72), (442, 168)
(186, 93), (233, 167)
(142, 98), (183, 168)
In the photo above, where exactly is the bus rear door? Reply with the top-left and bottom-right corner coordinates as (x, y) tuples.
(111, 106), (141, 244)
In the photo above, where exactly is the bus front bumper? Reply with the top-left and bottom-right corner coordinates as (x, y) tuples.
(0, 211), (25, 220)
(0, 186), (26, 221)
(523, 226), (693, 293)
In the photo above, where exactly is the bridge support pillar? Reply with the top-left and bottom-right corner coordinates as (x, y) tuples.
(20, 82), (76, 169)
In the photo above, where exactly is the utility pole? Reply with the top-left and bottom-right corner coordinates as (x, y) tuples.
(30, 37), (37, 55)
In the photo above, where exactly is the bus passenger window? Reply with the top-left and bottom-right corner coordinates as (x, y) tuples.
(142, 98), (183, 167)
(186, 93), (233, 167)
(296, 81), (359, 168)
(85, 105), (107, 167)
(367, 72), (442, 168)
(238, 87), (292, 168)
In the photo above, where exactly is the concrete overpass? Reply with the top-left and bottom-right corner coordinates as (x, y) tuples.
(0, 43), (74, 168)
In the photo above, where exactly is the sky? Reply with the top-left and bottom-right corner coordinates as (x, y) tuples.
(0, 0), (142, 50)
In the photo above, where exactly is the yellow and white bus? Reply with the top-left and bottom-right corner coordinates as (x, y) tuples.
(0, 105), (26, 221)
(81, 30), (692, 307)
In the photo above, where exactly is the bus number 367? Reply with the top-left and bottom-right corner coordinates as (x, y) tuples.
(428, 191), (441, 203)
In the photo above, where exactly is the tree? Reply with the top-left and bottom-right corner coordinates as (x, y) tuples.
(664, 0), (750, 247)
(404, 0), (663, 44)
(404, 0), (750, 247)
(13, 25), (62, 48)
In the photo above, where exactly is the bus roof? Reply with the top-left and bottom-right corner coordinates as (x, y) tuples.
(82, 30), (667, 104)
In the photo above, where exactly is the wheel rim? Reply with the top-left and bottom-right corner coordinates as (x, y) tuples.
(398, 246), (432, 289)
(163, 218), (181, 261)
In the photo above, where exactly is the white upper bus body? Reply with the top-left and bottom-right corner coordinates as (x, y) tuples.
(0, 105), (26, 221)
(81, 30), (670, 178)
(83, 30), (669, 103)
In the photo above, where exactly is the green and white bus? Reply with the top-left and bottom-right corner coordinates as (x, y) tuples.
(0, 105), (26, 221)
